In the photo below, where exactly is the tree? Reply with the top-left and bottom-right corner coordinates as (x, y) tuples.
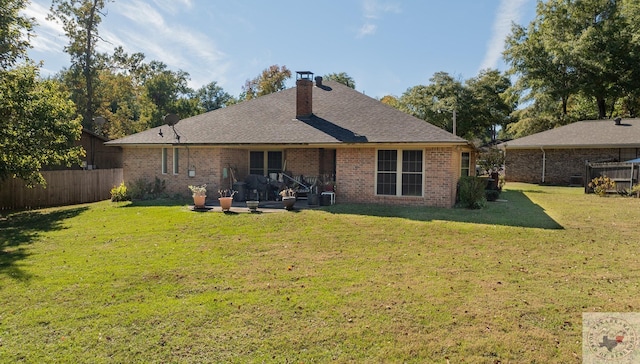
(0, 0), (34, 70)
(504, 0), (640, 122)
(48, 0), (108, 129)
(465, 69), (515, 141)
(0, 65), (84, 186)
(195, 81), (234, 112)
(323, 72), (356, 89)
(398, 72), (475, 138)
(241, 65), (291, 101)
(380, 95), (400, 108)
(141, 61), (198, 126)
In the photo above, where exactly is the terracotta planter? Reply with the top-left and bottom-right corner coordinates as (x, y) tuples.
(282, 196), (296, 210)
(193, 194), (206, 208)
(219, 197), (233, 211)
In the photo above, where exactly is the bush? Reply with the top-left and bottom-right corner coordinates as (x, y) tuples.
(128, 177), (166, 200)
(110, 182), (130, 202)
(457, 176), (487, 209)
(485, 189), (500, 202)
(128, 178), (150, 200)
(588, 176), (616, 196)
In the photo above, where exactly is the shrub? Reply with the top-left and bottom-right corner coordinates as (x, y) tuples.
(110, 182), (130, 202)
(588, 176), (616, 196)
(457, 176), (486, 209)
(128, 177), (166, 200)
(485, 189), (500, 202)
(128, 178), (150, 200)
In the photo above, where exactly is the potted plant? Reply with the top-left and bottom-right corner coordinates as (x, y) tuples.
(218, 189), (236, 211)
(279, 188), (297, 210)
(245, 199), (259, 212)
(188, 184), (207, 208)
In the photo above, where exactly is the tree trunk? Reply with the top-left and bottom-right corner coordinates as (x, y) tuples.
(83, 0), (98, 129)
(597, 97), (606, 119)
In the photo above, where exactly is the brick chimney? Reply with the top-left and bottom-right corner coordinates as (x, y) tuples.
(296, 71), (313, 119)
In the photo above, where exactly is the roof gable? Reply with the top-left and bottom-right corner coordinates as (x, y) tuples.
(108, 80), (466, 146)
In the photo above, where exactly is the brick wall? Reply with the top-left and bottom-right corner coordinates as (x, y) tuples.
(122, 147), (246, 198)
(123, 145), (463, 207)
(336, 147), (459, 208)
(285, 148), (320, 177)
(505, 148), (627, 184)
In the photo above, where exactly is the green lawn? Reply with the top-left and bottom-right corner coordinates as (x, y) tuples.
(1, 183), (639, 363)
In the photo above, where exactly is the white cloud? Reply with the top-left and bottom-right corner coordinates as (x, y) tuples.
(479, 0), (529, 71)
(152, 0), (193, 15)
(107, 0), (228, 86)
(358, 0), (400, 37)
(357, 23), (377, 38)
(23, 1), (67, 53)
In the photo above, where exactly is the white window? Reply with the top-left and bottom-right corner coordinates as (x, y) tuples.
(461, 152), (471, 177)
(376, 149), (423, 196)
(173, 148), (179, 174)
(161, 148), (167, 174)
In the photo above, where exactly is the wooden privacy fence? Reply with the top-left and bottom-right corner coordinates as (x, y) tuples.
(585, 162), (639, 193)
(0, 168), (123, 210)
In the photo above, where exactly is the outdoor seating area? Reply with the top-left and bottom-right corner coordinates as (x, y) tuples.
(232, 172), (335, 206)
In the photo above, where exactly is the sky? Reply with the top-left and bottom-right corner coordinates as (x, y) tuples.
(23, 0), (537, 99)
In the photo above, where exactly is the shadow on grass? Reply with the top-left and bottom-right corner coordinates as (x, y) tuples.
(324, 190), (563, 229)
(0, 207), (88, 280)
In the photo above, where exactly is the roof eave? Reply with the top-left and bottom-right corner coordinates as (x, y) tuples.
(504, 143), (640, 149)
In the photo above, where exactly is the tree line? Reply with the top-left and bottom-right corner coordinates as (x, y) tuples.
(2, 0), (639, 186)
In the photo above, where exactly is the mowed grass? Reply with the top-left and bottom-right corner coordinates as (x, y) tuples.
(1, 183), (639, 363)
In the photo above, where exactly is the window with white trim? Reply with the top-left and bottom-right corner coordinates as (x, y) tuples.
(173, 148), (179, 174)
(461, 152), (471, 177)
(161, 148), (167, 174)
(249, 151), (283, 175)
(376, 149), (423, 196)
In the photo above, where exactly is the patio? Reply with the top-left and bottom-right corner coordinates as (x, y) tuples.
(190, 197), (326, 213)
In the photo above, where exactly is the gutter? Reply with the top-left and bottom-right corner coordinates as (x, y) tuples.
(540, 147), (546, 183)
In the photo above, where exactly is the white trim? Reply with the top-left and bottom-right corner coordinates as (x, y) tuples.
(460, 151), (471, 177)
(375, 148), (424, 197)
(173, 148), (179, 175)
(161, 148), (168, 174)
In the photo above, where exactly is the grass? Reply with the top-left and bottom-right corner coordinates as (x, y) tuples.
(1, 182), (639, 362)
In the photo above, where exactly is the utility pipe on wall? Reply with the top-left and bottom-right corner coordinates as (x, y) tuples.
(540, 147), (546, 183)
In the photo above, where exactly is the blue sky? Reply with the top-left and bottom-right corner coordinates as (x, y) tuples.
(24, 0), (537, 99)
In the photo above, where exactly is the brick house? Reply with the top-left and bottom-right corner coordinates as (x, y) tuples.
(106, 72), (475, 207)
(502, 118), (640, 185)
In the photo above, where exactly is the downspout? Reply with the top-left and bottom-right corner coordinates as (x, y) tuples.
(540, 147), (546, 183)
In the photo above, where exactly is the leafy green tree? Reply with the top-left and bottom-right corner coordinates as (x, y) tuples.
(504, 0), (640, 122)
(398, 72), (475, 138)
(0, 0), (34, 70)
(323, 72), (356, 89)
(465, 69), (515, 141)
(140, 61), (198, 126)
(0, 65), (84, 186)
(241, 65), (291, 101)
(195, 81), (234, 112)
(48, 0), (109, 129)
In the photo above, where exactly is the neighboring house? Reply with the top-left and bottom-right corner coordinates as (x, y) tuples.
(501, 118), (640, 185)
(45, 128), (123, 171)
(106, 72), (475, 208)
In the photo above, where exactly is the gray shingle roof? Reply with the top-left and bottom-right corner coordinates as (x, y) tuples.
(107, 80), (467, 146)
(502, 118), (640, 149)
